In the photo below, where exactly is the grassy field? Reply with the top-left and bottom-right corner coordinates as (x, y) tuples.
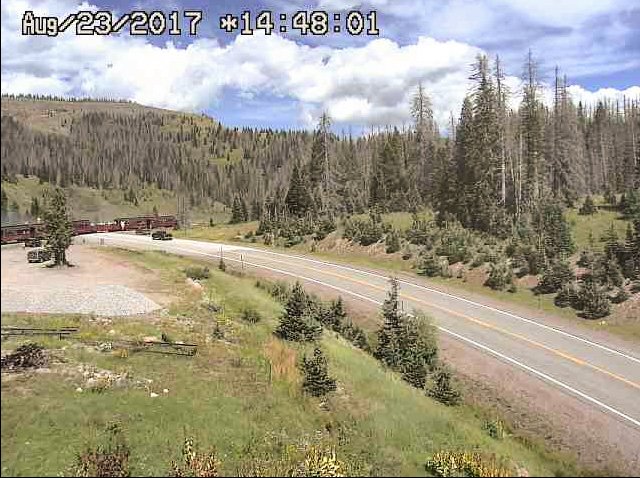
(1, 248), (580, 477)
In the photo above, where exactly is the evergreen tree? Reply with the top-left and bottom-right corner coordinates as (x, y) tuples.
(538, 202), (575, 260)
(535, 260), (575, 294)
(325, 297), (347, 331)
(468, 54), (501, 232)
(400, 314), (438, 388)
(229, 195), (244, 224)
(520, 50), (546, 213)
(301, 347), (336, 397)
(285, 164), (312, 217)
(374, 278), (405, 369)
(43, 187), (73, 266)
(1, 188), (8, 214)
(29, 196), (41, 219)
(578, 279), (611, 319)
(578, 195), (597, 215)
(275, 282), (322, 342)
(385, 229), (401, 254)
(428, 364), (462, 406)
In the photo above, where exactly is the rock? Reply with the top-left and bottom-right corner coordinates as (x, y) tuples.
(143, 336), (161, 344)
(109, 329), (116, 335)
(150, 392), (159, 398)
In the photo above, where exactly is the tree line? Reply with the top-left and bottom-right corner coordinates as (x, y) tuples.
(2, 50), (638, 228)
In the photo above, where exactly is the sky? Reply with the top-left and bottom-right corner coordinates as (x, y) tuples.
(1, 0), (639, 131)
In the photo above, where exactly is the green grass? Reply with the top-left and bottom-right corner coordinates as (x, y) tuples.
(179, 207), (639, 343)
(1, 248), (579, 477)
(566, 206), (630, 252)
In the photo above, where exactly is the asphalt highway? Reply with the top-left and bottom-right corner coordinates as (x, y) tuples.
(83, 232), (640, 432)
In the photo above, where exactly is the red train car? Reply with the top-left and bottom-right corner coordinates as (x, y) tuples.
(116, 215), (177, 231)
(153, 215), (178, 229)
(96, 222), (120, 233)
(1, 223), (46, 244)
(72, 220), (97, 235)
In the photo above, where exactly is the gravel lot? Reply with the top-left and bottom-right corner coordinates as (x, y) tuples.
(1, 244), (164, 316)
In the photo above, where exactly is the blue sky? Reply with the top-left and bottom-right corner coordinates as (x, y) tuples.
(2, 0), (639, 130)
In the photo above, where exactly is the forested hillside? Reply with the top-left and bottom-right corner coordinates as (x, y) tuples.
(2, 54), (639, 227)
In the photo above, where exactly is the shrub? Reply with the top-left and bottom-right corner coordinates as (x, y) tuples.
(417, 251), (449, 277)
(427, 364), (461, 406)
(426, 451), (512, 477)
(241, 307), (262, 323)
(301, 446), (345, 477)
(484, 262), (514, 291)
(577, 249), (596, 268)
(170, 437), (220, 477)
(301, 347), (337, 397)
(554, 284), (578, 308)
(482, 418), (506, 440)
(535, 261), (575, 294)
(385, 230), (401, 254)
(185, 266), (210, 280)
(578, 195), (597, 215)
(74, 423), (130, 477)
(435, 226), (473, 264)
(578, 280), (611, 319)
(610, 288), (630, 304)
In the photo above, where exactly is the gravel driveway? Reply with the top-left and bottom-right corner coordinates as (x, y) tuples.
(1, 244), (164, 316)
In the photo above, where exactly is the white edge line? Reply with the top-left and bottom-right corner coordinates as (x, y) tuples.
(96, 235), (640, 429)
(182, 239), (640, 365)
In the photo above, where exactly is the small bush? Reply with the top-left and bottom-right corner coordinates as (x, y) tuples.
(185, 267), (210, 280)
(426, 451), (512, 477)
(482, 418), (506, 440)
(427, 364), (461, 406)
(484, 262), (514, 291)
(417, 251), (449, 277)
(610, 288), (630, 304)
(578, 195), (597, 215)
(535, 261), (575, 294)
(554, 285), (578, 308)
(171, 437), (220, 477)
(241, 307), (262, 323)
(578, 280), (611, 319)
(74, 423), (130, 477)
(385, 230), (401, 254)
(302, 446), (345, 477)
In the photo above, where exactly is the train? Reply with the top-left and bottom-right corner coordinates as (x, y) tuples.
(1, 214), (177, 244)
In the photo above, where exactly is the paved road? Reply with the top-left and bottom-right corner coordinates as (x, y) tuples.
(84, 233), (640, 431)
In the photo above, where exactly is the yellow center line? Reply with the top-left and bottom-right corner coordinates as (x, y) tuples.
(225, 248), (640, 391)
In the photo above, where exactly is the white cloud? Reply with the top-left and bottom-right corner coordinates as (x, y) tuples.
(2, 0), (638, 130)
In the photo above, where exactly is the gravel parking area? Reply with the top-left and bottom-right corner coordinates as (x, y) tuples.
(1, 244), (166, 316)
(1, 284), (160, 316)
